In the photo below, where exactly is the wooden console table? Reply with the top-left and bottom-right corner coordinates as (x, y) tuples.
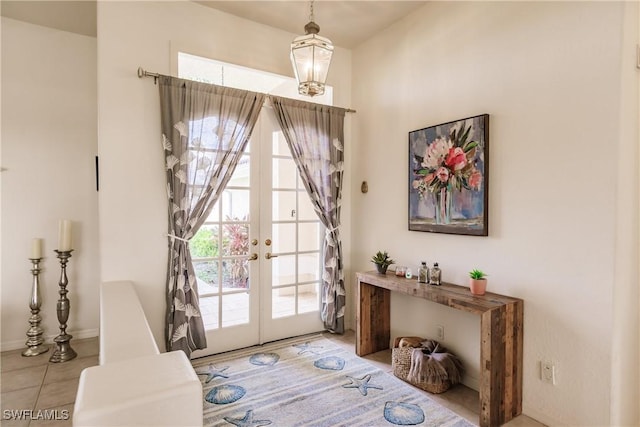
(356, 271), (523, 427)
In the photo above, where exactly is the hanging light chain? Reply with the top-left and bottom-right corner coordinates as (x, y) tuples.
(309, 0), (314, 23)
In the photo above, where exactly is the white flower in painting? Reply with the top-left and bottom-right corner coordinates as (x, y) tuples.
(423, 137), (452, 169)
(174, 121), (188, 137)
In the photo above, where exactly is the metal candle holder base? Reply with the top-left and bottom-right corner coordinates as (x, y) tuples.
(22, 258), (49, 357)
(50, 250), (77, 363)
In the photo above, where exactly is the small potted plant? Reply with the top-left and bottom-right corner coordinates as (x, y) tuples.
(469, 269), (488, 295)
(371, 251), (395, 274)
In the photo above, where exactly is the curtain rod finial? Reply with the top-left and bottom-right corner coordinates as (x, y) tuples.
(138, 67), (158, 84)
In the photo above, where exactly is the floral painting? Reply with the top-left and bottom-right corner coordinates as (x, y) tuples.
(408, 114), (489, 235)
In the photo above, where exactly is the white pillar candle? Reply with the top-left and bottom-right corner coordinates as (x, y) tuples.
(58, 220), (73, 251)
(31, 238), (42, 259)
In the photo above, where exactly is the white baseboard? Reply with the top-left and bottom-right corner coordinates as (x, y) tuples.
(1, 328), (98, 352)
(461, 375), (479, 392)
(521, 405), (559, 426)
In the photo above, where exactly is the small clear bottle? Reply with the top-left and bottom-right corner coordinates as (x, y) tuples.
(418, 262), (429, 283)
(405, 268), (413, 279)
(429, 262), (442, 286)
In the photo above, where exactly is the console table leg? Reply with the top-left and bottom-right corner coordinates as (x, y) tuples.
(480, 303), (523, 427)
(356, 280), (390, 356)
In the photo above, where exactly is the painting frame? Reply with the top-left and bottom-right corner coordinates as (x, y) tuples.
(408, 114), (489, 236)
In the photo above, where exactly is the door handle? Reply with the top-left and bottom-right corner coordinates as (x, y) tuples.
(249, 253), (258, 261)
(265, 252), (278, 260)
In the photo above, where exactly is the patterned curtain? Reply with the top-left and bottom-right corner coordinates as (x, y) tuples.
(270, 96), (347, 333)
(159, 76), (265, 356)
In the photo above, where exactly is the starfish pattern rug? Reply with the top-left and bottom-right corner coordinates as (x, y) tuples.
(191, 335), (476, 427)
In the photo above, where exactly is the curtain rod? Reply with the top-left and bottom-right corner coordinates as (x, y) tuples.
(137, 67), (356, 113)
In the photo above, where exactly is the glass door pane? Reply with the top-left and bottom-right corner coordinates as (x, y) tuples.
(260, 111), (324, 343)
(190, 131), (260, 358)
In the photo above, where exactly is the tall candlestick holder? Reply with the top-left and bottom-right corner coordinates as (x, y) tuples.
(22, 258), (49, 357)
(50, 250), (77, 363)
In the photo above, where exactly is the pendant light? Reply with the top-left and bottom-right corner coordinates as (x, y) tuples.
(290, 0), (334, 97)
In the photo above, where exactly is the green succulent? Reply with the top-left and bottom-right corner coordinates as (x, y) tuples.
(469, 269), (487, 280)
(371, 251), (395, 268)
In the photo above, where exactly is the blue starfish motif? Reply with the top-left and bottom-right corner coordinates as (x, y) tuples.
(196, 364), (229, 383)
(293, 341), (323, 355)
(342, 374), (383, 396)
(223, 410), (272, 426)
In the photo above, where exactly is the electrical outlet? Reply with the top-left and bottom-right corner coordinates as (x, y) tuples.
(436, 325), (444, 340)
(541, 361), (556, 384)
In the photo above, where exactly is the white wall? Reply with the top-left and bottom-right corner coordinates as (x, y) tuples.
(351, 2), (634, 426)
(1, 18), (99, 350)
(611, 3), (640, 425)
(97, 1), (352, 351)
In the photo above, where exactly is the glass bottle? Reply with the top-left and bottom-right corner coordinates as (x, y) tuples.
(429, 262), (442, 286)
(418, 262), (428, 283)
(405, 268), (413, 279)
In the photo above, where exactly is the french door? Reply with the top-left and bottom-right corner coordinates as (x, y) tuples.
(190, 108), (324, 358)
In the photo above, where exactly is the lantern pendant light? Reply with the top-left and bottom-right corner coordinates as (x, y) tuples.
(290, 0), (334, 97)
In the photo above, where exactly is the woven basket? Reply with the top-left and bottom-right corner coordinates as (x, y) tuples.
(391, 337), (452, 394)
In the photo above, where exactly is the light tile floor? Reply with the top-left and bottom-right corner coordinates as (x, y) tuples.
(1, 332), (545, 426)
(1, 338), (98, 427)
